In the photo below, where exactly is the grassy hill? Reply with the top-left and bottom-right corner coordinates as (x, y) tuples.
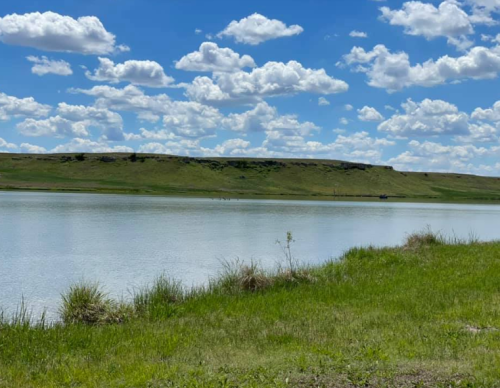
(2, 234), (500, 386)
(1, 152), (500, 202)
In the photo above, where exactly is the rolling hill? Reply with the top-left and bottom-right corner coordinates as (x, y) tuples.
(1, 152), (500, 202)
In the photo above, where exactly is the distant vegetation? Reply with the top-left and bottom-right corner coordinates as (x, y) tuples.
(1, 153), (500, 202)
(1, 231), (500, 386)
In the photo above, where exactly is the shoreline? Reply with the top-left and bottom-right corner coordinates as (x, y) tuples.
(3, 187), (500, 205)
(2, 234), (500, 386)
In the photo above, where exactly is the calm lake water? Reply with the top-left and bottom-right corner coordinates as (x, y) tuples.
(1, 191), (500, 320)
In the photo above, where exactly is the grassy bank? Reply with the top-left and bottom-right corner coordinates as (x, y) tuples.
(2, 153), (500, 202)
(1, 233), (500, 387)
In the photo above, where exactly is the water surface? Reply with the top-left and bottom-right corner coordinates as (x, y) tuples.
(1, 191), (500, 320)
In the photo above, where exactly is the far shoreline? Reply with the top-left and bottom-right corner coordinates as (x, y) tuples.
(3, 187), (500, 206)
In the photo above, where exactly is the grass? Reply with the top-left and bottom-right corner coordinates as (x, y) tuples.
(1, 232), (500, 387)
(1, 152), (500, 202)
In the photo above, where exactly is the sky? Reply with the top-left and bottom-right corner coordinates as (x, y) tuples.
(1, 0), (500, 176)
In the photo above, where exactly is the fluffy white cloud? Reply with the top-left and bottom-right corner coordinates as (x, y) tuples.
(358, 106), (384, 122)
(0, 92), (51, 121)
(455, 123), (499, 143)
(378, 98), (469, 136)
(262, 131), (394, 163)
(51, 138), (133, 153)
(15, 102), (125, 140)
(380, 1), (474, 49)
(0, 137), (17, 150)
(20, 143), (47, 153)
(0, 12), (127, 55)
(349, 30), (368, 38)
(318, 97), (330, 106)
(185, 60), (348, 105)
(17, 116), (91, 138)
(217, 13), (303, 45)
(344, 104), (354, 111)
(162, 101), (222, 138)
(340, 44), (500, 92)
(70, 85), (172, 122)
(72, 85), (223, 140)
(388, 140), (489, 173)
(222, 102), (319, 135)
(175, 42), (256, 72)
(86, 57), (174, 87)
(56, 103), (124, 140)
(467, 0), (500, 25)
(26, 56), (73, 76)
(471, 100), (500, 121)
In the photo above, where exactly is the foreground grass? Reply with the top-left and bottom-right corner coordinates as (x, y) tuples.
(2, 153), (500, 202)
(2, 237), (500, 387)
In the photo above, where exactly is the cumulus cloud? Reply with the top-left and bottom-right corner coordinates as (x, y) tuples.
(344, 104), (354, 111)
(318, 97), (330, 106)
(467, 0), (500, 25)
(0, 92), (51, 121)
(17, 116), (91, 138)
(349, 30), (368, 38)
(262, 130), (394, 163)
(16, 102), (125, 140)
(0, 11), (127, 55)
(388, 140), (489, 173)
(71, 85), (223, 139)
(378, 98), (469, 136)
(175, 42), (256, 72)
(222, 102), (319, 135)
(56, 103), (124, 140)
(455, 123), (499, 143)
(471, 100), (500, 121)
(86, 57), (174, 88)
(162, 101), (222, 138)
(380, 1), (474, 49)
(358, 106), (384, 121)
(185, 60), (348, 105)
(26, 56), (72, 76)
(0, 137), (17, 150)
(339, 44), (500, 92)
(20, 143), (47, 153)
(217, 13), (304, 45)
(70, 85), (171, 122)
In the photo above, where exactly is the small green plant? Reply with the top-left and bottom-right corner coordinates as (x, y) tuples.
(276, 231), (298, 275)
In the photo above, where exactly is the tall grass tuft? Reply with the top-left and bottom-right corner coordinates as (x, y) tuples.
(60, 282), (131, 325)
(403, 227), (443, 250)
(1, 298), (47, 329)
(210, 259), (273, 294)
(133, 275), (184, 319)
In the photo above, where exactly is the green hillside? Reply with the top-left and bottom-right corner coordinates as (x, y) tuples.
(1, 152), (500, 202)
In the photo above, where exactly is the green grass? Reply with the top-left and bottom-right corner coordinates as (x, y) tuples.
(1, 152), (500, 202)
(1, 234), (500, 387)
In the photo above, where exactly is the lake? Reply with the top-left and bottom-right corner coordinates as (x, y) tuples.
(1, 191), (500, 320)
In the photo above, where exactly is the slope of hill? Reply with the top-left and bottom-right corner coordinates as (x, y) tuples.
(1, 153), (500, 202)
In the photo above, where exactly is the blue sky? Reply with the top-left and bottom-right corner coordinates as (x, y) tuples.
(1, 0), (500, 175)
